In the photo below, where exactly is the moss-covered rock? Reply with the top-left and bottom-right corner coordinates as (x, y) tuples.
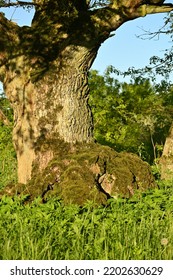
(1, 143), (156, 205)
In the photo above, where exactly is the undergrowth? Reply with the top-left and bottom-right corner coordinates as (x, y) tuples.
(0, 183), (173, 260)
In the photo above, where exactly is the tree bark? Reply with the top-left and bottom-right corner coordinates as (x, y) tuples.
(3, 46), (98, 183)
(160, 123), (173, 180)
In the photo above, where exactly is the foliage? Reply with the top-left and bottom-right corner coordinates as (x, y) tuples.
(89, 69), (173, 163)
(0, 93), (17, 189)
(0, 183), (173, 260)
(148, 12), (173, 78)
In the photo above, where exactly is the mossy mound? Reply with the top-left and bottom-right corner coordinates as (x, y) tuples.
(1, 143), (156, 205)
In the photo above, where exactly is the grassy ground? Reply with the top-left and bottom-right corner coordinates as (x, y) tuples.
(0, 182), (173, 260)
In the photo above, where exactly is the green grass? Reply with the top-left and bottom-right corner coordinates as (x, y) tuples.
(0, 184), (173, 260)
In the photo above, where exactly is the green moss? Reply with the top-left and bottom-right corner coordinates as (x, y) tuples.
(35, 134), (70, 155)
(1, 141), (156, 206)
(19, 143), (156, 205)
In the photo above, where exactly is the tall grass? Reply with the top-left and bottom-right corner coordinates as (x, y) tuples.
(0, 184), (173, 260)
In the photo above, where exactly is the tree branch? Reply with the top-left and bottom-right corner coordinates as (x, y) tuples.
(91, 6), (124, 33)
(0, 12), (20, 70)
(137, 4), (173, 17)
(91, 1), (173, 35)
(0, 1), (37, 8)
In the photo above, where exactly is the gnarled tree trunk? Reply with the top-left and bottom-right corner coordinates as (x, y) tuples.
(3, 46), (97, 183)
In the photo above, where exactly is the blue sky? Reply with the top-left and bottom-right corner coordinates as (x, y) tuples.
(0, 1), (173, 90)
(92, 13), (172, 75)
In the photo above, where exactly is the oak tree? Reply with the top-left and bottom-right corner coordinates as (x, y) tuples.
(0, 0), (172, 203)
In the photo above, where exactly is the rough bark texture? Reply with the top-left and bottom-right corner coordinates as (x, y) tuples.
(0, 0), (173, 203)
(3, 47), (96, 183)
(160, 124), (173, 180)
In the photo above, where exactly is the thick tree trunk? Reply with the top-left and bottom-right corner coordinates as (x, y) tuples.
(3, 46), (96, 184)
(160, 123), (173, 180)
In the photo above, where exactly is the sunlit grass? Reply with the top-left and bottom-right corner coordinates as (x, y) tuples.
(0, 184), (173, 260)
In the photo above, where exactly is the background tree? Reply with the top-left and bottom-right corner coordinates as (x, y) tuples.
(0, 0), (173, 203)
(89, 70), (173, 164)
(148, 12), (173, 180)
(107, 10), (173, 180)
